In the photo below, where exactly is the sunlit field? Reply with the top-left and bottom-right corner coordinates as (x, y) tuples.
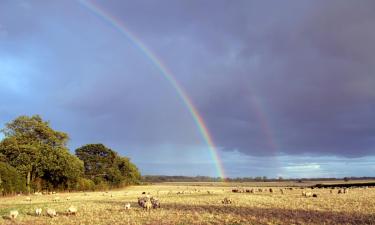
(1, 182), (375, 225)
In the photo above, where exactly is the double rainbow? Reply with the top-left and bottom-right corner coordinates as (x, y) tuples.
(78, 0), (226, 179)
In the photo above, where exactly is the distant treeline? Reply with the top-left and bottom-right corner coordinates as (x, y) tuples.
(142, 175), (375, 183)
(0, 115), (141, 195)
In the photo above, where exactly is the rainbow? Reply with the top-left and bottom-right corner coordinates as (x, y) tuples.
(78, 0), (226, 179)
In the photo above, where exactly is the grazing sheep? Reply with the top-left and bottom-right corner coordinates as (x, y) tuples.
(138, 196), (148, 208)
(35, 208), (42, 216)
(66, 196), (71, 201)
(67, 206), (77, 215)
(232, 189), (239, 193)
(142, 192), (146, 194)
(47, 208), (57, 218)
(150, 197), (160, 209)
(312, 193), (318, 198)
(124, 203), (131, 210)
(53, 197), (60, 202)
(9, 210), (19, 220)
(344, 188), (349, 194)
(25, 197), (32, 202)
(302, 191), (313, 197)
(269, 188), (273, 193)
(222, 197), (232, 204)
(258, 188), (263, 193)
(143, 200), (152, 211)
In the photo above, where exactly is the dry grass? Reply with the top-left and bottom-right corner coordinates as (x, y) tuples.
(1, 183), (375, 225)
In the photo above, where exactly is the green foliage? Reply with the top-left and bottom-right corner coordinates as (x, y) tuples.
(76, 178), (95, 191)
(0, 115), (83, 191)
(0, 115), (141, 194)
(76, 144), (141, 187)
(0, 162), (26, 195)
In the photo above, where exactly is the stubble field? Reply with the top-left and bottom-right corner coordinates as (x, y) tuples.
(1, 182), (375, 225)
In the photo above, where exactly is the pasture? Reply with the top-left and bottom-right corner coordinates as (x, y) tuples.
(1, 182), (375, 225)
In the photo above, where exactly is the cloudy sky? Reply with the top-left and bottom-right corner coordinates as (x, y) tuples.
(1, 0), (374, 178)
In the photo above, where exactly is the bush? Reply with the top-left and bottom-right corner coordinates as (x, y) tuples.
(0, 162), (26, 195)
(76, 178), (95, 191)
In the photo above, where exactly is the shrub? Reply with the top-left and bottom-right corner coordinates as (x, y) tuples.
(0, 162), (26, 195)
(76, 178), (95, 191)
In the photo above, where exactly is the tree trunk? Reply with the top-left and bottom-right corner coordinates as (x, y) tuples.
(27, 171), (31, 194)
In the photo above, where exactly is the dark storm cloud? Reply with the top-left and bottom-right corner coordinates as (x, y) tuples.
(115, 0), (375, 157)
(1, 0), (374, 169)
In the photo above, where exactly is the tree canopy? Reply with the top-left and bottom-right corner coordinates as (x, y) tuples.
(0, 115), (141, 194)
(76, 144), (141, 187)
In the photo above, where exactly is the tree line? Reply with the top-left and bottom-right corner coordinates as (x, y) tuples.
(0, 115), (141, 195)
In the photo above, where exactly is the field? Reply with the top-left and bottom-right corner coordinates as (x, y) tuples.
(1, 182), (375, 225)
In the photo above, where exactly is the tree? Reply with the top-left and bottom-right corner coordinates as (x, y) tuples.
(0, 162), (26, 195)
(75, 144), (117, 180)
(116, 156), (141, 184)
(0, 115), (83, 191)
(76, 144), (141, 186)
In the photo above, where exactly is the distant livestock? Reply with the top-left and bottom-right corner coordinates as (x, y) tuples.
(151, 197), (160, 209)
(67, 206), (77, 215)
(47, 209), (57, 218)
(138, 196), (149, 208)
(9, 210), (19, 220)
(35, 208), (42, 216)
(125, 203), (131, 210)
(338, 189), (349, 194)
(302, 191), (313, 197)
(222, 197), (232, 204)
(143, 200), (152, 211)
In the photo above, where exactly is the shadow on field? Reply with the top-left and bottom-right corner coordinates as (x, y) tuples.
(159, 203), (375, 224)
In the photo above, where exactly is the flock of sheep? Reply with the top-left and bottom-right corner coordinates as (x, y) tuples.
(9, 205), (77, 220)
(231, 186), (356, 198)
(7, 191), (162, 221)
(5, 185), (366, 221)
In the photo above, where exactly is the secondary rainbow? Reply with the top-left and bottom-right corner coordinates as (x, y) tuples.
(78, 0), (226, 179)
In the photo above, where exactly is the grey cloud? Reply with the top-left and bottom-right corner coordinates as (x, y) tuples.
(1, 0), (375, 178)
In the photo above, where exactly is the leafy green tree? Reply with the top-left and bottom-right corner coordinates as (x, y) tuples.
(0, 162), (26, 195)
(76, 144), (140, 186)
(75, 144), (117, 181)
(0, 115), (83, 191)
(116, 156), (141, 184)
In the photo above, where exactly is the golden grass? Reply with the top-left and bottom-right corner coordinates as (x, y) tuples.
(1, 183), (375, 225)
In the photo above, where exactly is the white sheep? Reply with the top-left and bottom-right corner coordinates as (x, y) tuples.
(124, 203), (131, 210)
(66, 196), (71, 201)
(46, 208), (57, 218)
(303, 192), (313, 197)
(53, 196), (60, 202)
(9, 210), (19, 220)
(35, 208), (42, 216)
(25, 197), (32, 202)
(67, 206), (77, 215)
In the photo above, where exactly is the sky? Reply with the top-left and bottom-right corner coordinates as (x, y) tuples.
(1, 0), (375, 178)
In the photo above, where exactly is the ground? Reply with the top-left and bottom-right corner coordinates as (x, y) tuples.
(1, 182), (375, 225)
